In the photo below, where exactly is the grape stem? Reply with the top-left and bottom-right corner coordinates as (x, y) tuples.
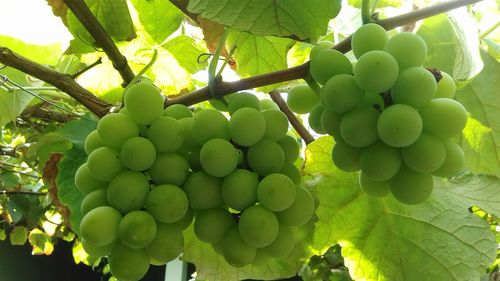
(269, 91), (315, 144)
(361, 0), (373, 24)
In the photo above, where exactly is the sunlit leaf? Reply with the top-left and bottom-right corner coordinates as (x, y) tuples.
(10, 226), (28, 245)
(28, 228), (54, 255)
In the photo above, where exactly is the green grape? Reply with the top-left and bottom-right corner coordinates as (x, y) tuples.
(260, 99), (280, 111)
(419, 98), (467, 139)
(188, 146), (203, 172)
(433, 140), (465, 177)
(321, 108), (343, 139)
(247, 139), (285, 176)
(191, 109), (230, 144)
(261, 109), (289, 141)
(321, 74), (365, 113)
(179, 117), (198, 151)
(257, 174), (296, 211)
(361, 92), (385, 109)
(80, 206), (122, 246)
(209, 97), (230, 112)
(227, 92), (261, 114)
(183, 171), (223, 209)
(222, 169), (259, 211)
(120, 137), (156, 171)
(148, 153), (190, 186)
(84, 130), (104, 155)
(435, 71), (456, 99)
(147, 116), (184, 153)
(124, 82), (165, 125)
(309, 41), (334, 59)
(279, 163), (301, 185)
(107, 171), (150, 214)
(277, 135), (300, 163)
(118, 210), (157, 249)
(401, 133), (446, 173)
(309, 103), (326, 134)
(81, 189), (108, 216)
(164, 104), (193, 119)
(238, 205), (279, 248)
(332, 139), (362, 172)
(221, 226), (257, 267)
(351, 23), (389, 58)
(97, 113), (139, 148)
(194, 208), (234, 243)
(310, 49), (353, 85)
(377, 104), (423, 147)
(81, 239), (113, 258)
(251, 249), (272, 266)
(384, 32), (427, 71)
(175, 208), (194, 230)
(287, 84), (320, 114)
(86, 147), (125, 182)
(359, 172), (390, 197)
(353, 50), (399, 93)
(389, 165), (433, 205)
(145, 184), (188, 223)
(108, 242), (150, 281)
(229, 108), (266, 146)
(360, 141), (402, 181)
(275, 186), (314, 226)
(200, 138), (238, 177)
(262, 224), (294, 257)
(391, 67), (436, 108)
(145, 223), (184, 265)
(74, 163), (107, 194)
(340, 107), (380, 147)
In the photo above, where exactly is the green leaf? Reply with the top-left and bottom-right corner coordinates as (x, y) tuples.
(59, 114), (98, 147)
(9, 226), (28, 245)
(6, 195), (45, 226)
(130, 0), (183, 44)
(187, 0), (341, 41)
(417, 12), (483, 81)
(162, 35), (209, 74)
(456, 50), (500, 176)
(303, 137), (497, 281)
(28, 228), (54, 255)
(483, 38), (500, 60)
(26, 133), (72, 170)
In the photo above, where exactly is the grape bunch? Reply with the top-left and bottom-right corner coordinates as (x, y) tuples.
(288, 23), (467, 205)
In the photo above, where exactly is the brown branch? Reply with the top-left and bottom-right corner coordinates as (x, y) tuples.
(21, 105), (78, 123)
(269, 91), (315, 144)
(0, 47), (110, 117)
(0, 146), (16, 157)
(1, 190), (47, 196)
(62, 0), (135, 86)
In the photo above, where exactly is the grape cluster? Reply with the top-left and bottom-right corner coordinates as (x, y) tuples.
(288, 24), (466, 205)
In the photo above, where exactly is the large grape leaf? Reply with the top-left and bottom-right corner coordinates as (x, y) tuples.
(456, 50), (500, 176)
(303, 137), (497, 281)
(417, 11), (483, 81)
(187, 0), (341, 41)
(162, 35), (208, 74)
(130, 0), (183, 44)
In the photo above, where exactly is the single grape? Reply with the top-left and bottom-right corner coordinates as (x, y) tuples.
(120, 137), (156, 171)
(81, 189), (108, 216)
(419, 98), (467, 139)
(352, 23), (389, 58)
(310, 49), (353, 85)
(175, 208), (194, 230)
(391, 67), (436, 108)
(80, 206), (122, 246)
(222, 169), (259, 211)
(183, 171), (223, 210)
(227, 92), (260, 114)
(81, 239), (113, 258)
(108, 242), (150, 281)
(147, 116), (184, 153)
(360, 141), (402, 181)
(361, 92), (385, 109)
(377, 104), (423, 147)
(107, 171), (150, 214)
(191, 109), (230, 144)
(124, 82), (165, 125)
(229, 108), (266, 146)
(179, 117), (198, 151)
(309, 41), (334, 59)
(247, 139), (285, 176)
(279, 163), (301, 185)
(84, 130), (104, 155)
(287, 84), (320, 114)
(433, 140), (465, 177)
(257, 174), (296, 211)
(309, 103), (326, 134)
(435, 71), (456, 99)
(260, 99), (280, 111)
(148, 153), (190, 186)
(262, 224), (294, 258)
(145, 223), (184, 265)
(164, 104), (193, 119)
(238, 205), (279, 248)
(74, 163), (107, 194)
(97, 113), (139, 149)
(221, 226), (257, 267)
(261, 109), (289, 141)
(200, 138), (239, 177)
(209, 97), (230, 112)
(252, 249), (272, 266)
(194, 208), (234, 243)
(332, 139), (362, 172)
(118, 210), (157, 249)
(145, 184), (189, 223)
(384, 32), (427, 71)
(277, 135), (300, 163)
(321, 74), (365, 113)
(340, 107), (380, 147)
(275, 186), (315, 226)
(321, 108), (343, 139)
(389, 165), (433, 205)
(359, 172), (391, 197)
(86, 147), (125, 182)
(353, 50), (399, 93)
(401, 133), (446, 173)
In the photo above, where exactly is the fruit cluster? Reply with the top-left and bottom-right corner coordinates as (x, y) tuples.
(74, 82), (314, 280)
(288, 24), (467, 205)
